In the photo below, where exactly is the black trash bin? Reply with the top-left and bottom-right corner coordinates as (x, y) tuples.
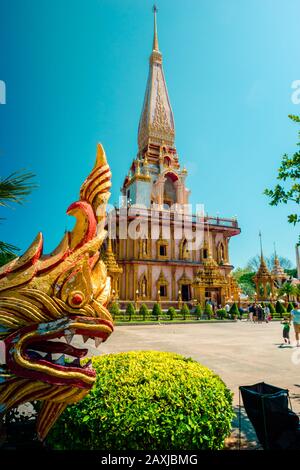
(239, 382), (300, 449)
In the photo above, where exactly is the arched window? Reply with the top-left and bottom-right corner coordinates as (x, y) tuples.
(163, 156), (171, 167)
(163, 173), (177, 207)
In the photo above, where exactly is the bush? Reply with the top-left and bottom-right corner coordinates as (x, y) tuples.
(126, 302), (135, 321)
(275, 300), (286, 316)
(47, 351), (234, 450)
(152, 303), (162, 320)
(216, 308), (226, 319)
(195, 304), (202, 319)
(181, 303), (190, 320)
(139, 303), (149, 320)
(269, 303), (276, 314)
(167, 306), (176, 321)
(287, 302), (294, 312)
(229, 303), (239, 318)
(109, 302), (120, 319)
(204, 303), (213, 319)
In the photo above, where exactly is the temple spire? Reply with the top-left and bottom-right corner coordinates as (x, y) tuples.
(137, 6), (175, 151)
(273, 241), (278, 263)
(259, 231), (264, 261)
(153, 5), (159, 51)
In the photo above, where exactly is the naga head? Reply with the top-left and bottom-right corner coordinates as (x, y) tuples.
(0, 144), (114, 440)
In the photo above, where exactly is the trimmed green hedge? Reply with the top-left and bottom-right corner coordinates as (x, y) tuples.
(216, 308), (226, 319)
(269, 303), (276, 314)
(126, 302), (136, 320)
(152, 303), (162, 319)
(139, 303), (149, 320)
(204, 303), (213, 319)
(275, 300), (286, 315)
(109, 302), (120, 318)
(229, 302), (239, 317)
(181, 303), (190, 320)
(167, 306), (176, 320)
(47, 351), (234, 450)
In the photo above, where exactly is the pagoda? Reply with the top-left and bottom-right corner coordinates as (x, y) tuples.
(105, 8), (241, 308)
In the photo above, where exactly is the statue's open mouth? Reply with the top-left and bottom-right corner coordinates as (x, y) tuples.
(5, 316), (114, 388)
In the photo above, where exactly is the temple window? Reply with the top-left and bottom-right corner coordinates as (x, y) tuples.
(203, 248), (208, 259)
(163, 156), (171, 167)
(160, 285), (167, 297)
(163, 174), (177, 206)
(157, 239), (168, 259)
(160, 245), (167, 256)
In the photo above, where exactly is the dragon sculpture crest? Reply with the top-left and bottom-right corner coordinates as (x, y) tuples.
(0, 144), (113, 440)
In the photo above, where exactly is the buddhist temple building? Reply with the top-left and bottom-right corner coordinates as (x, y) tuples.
(254, 235), (288, 300)
(103, 8), (241, 308)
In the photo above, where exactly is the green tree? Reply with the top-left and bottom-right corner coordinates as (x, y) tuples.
(109, 302), (120, 319)
(204, 303), (213, 319)
(264, 114), (300, 231)
(126, 303), (135, 321)
(269, 303), (276, 314)
(285, 268), (297, 278)
(275, 300), (286, 316)
(139, 304), (149, 321)
(233, 268), (256, 296)
(246, 255), (293, 272)
(181, 303), (190, 320)
(0, 171), (37, 261)
(229, 302), (239, 319)
(278, 282), (297, 302)
(195, 304), (202, 319)
(216, 309), (226, 319)
(167, 307), (176, 321)
(152, 303), (162, 320)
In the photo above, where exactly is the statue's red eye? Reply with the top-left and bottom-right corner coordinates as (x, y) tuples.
(72, 293), (83, 305)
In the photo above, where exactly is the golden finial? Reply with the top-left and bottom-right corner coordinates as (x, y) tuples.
(259, 231), (264, 261)
(152, 5), (159, 51)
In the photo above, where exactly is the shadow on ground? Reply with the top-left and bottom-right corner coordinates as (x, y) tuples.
(224, 406), (261, 450)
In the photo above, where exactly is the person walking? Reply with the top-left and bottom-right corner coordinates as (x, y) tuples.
(264, 304), (270, 323)
(248, 303), (254, 322)
(291, 302), (300, 347)
(280, 317), (291, 346)
(253, 303), (258, 323)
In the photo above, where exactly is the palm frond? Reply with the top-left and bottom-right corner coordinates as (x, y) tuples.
(0, 240), (19, 256)
(0, 241), (19, 267)
(0, 171), (37, 207)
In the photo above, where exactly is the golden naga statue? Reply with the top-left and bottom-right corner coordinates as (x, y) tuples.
(0, 144), (114, 441)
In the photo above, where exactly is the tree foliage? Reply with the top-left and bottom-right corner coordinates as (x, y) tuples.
(181, 303), (190, 320)
(246, 254), (293, 272)
(0, 170), (37, 258)
(126, 302), (135, 320)
(264, 114), (300, 229)
(152, 303), (162, 319)
(48, 351), (234, 450)
(139, 303), (149, 320)
(278, 282), (297, 301)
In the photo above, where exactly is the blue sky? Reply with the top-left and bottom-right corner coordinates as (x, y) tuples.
(0, 0), (299, 268)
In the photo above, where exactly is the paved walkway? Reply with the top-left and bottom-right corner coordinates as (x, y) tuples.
(75, 320), (300, 448)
